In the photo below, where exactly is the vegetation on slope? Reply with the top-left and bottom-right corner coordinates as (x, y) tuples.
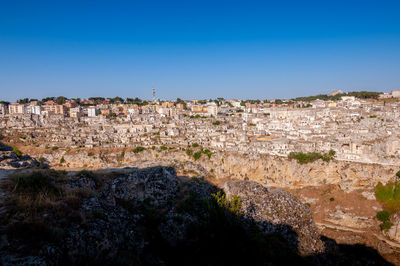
(288, 150), (335, 164)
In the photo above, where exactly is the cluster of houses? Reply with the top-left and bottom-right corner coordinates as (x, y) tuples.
(1, 91), (400, 166)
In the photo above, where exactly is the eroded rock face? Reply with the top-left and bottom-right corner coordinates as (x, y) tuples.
(224, 180), (325, 255)
(33, 149), (397, 191)
(386, 212), (400, 242)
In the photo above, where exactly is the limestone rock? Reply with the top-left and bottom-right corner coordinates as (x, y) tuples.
(224, 180), (325, 255)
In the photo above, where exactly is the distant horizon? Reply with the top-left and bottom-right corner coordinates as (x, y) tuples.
(1, 1), (399, 101)
(0, 89), (393, 103)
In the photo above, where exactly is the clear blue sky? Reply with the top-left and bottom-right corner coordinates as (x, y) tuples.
(1, 0), (399, 101)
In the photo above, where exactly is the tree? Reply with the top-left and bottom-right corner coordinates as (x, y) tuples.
(17, 98), (29, 104)
(56, 96), (67, 105)
(42, 97), (55, 102)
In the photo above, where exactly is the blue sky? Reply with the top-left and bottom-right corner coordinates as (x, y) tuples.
(0, 0), (399, 101)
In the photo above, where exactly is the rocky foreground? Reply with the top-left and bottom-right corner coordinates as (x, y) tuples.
(0, 166), (391, 265)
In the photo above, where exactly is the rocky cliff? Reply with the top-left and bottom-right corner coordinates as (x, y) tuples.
(0, 167), (391, 265)
(27, 147), (398, 191)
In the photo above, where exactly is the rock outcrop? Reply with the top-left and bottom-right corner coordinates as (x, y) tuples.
(224, 180), (325, 255)
(0, 142), (39, 169)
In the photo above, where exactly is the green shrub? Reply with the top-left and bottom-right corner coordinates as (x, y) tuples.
(203, 149), (212, 159)
(329, 197), (334, 202)
(59, 157), (65, 164)
(12, 146), (23, 158)
(396, 170), (400, 179)
(376, 210), (390, 222)
(133, 146), (145, 153)
(193, 151), (202, 161)
(212, 121), (221, 126)
(380, 221), (393, 231)
(375, 182), (400, 213)
(51, 146), (59, 151)
(151, 146), (156, 150)
(192, 143), (199, 148)
(38, 157), (45, 163)
(160, 145), (168, 151)
(211, 191), (242, 216)
(288, 151), (334, 164)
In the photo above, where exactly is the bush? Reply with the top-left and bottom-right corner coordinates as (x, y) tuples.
(211, 191), (242, 216)
(60, 157), (65, 164)
(203, 149), (212, 159)
(152, 146), (156, 150)
(133, 146), (145, 153)
(160, 145), (168, 151)
(396, 170), (400, 179)
(380, 221), (393, 231)
(288, 151), (334, 164)
(12, 146), (23, 158)
(51, 146), (59, 151)
(376, 210), (390, 222)
(329, 197), (334, 202)
(193, 151), (202, 161)
(39, 157), (45, 163)
(375, 182), (400, 213)
(212, 121), (221, 126)
(192, 143), (199, 148)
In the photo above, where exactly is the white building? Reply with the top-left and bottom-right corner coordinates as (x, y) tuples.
(8, 103), (27, 114)
(392, 90), (400, 98)
(88, 106), (98, 117)
(207, 105), (218, 116)
(28, 105), (42, 115)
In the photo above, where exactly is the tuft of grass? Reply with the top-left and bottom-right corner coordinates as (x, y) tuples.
(329, 197), (334, 202)
(9, 171), (61, 197)
(51, 146), (59, 151)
